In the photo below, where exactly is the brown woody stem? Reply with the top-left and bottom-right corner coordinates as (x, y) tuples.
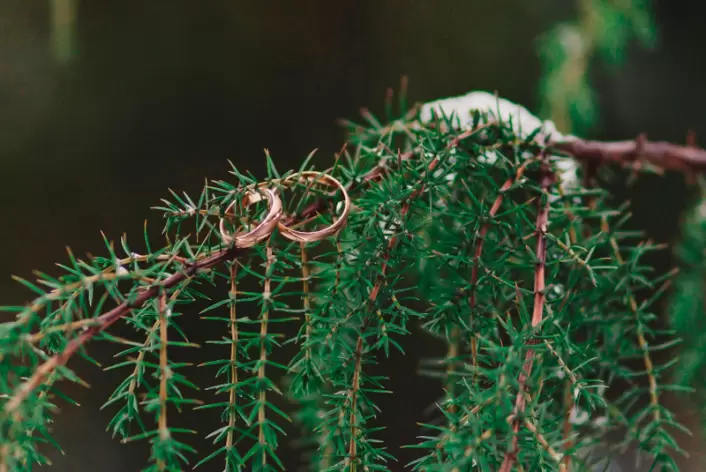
(157, 292), (168, 471)
(258, 244), (274, 468)
(499, 165), (552, 472)
(348, 335), (363, 472)
(553, 136), (706, 173)
(300, 242), (312, 361)
(225, 262), (239, 467)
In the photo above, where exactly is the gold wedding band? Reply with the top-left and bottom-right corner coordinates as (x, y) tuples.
(276, 171), (351, 243)
(219, 188), (283, 248)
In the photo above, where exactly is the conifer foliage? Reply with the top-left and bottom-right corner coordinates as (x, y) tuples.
(0, 92), (690, 471)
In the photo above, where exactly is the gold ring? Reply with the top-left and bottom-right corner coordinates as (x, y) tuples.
(276, 171), (351, 243)
(219, 188), (282, 248)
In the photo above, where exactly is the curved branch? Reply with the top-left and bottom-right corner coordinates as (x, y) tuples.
(3, 146), (397, 416)
(7, 124), (703, 421)
(4, 247), (242, 415)
(553, 136), (706, 172)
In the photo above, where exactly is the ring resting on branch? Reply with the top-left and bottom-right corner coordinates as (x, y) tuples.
(2, 89), (704, 471)
(7, 89), (706, 421)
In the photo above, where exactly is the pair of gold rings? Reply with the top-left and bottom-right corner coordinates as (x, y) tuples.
(218, 171), (351, 248)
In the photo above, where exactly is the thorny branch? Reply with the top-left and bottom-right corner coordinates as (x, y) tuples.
(499, 164), (553, 472)
(348, 335), (363, 471)
(608, 232), (663, 424)
(467, 157), (535, 378)
(4, 247), (241, 416)
(4, 121), (705, 460)
(258, 244), (274, 467)
(225, 262), (239, 466)
(157, 292), (169, 471)
(347, 127), (477, 469)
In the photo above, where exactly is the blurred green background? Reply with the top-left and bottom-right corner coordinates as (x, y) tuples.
(1, 1), (705, 470)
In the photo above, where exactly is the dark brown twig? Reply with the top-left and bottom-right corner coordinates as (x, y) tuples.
(553, 137), (706, 172)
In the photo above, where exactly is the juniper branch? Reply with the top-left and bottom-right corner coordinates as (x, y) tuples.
(257, 243), (274, 468)
(225, 262), (239, 468)
(468, 157), (535, 374)
(157, 291), (169, 471)
(0, 100), (695, 472)
(499, 163), (552, 472)
(12, 128), (705, 420)
(4, 248), (239, 416)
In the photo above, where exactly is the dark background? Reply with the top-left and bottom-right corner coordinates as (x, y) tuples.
(1, 1), (705, 470)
